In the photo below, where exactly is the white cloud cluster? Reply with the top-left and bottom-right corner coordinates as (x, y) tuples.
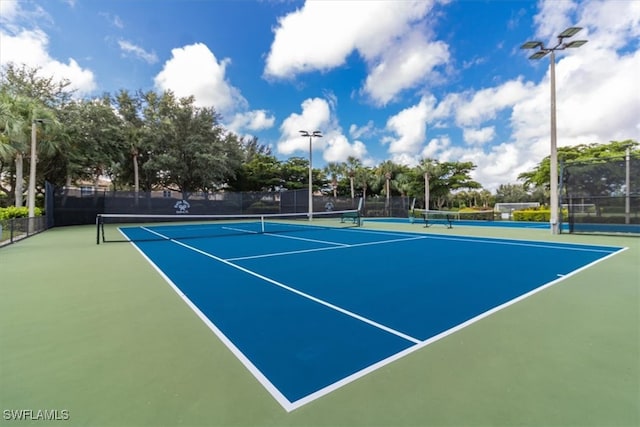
(382, 97), (432, 158)
(154, 43), (246, 113)
(228, 110), (276, 134)
(264, 0), (448, 105)
(154, 43), (276, 136)
(0, 0), (20, 25)
(376, 0), (640, 190)
(0, 27), (96, 96)
(277, 97), (370, 164)
(118, 40), (158, 64)
(278, 97), (331, 155)
(0, 0), (95, 95)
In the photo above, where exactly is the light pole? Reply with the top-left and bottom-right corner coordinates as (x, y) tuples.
(28, 119), (45, 219)
(299, 130), (322, 220)
(521, 27), (587, 234)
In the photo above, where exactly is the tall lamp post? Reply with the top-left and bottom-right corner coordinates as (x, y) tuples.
(28, 119), (45, 219)
(299, 130), (322, 220)
(521, 27), (587, 234)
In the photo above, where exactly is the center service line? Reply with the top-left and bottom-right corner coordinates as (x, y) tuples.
(140, 226), (422, 345)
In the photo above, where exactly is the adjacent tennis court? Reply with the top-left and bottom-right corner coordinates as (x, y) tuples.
(109, 216), (623, 411)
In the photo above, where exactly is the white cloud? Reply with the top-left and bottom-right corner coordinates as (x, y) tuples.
(349, 120), (375, 139)
(227, 110), (276, 134)
(277, 97), (370, 164)
(463, 127), (496, 145)
(264, 0), (445, 104)
(533, 0), (579, 42)
(363, 29), (449, 105)
(454, 79), (532, 127)
(0, 1), (96, 96)
(278, 98), (331, 155)
(0, 28), (96, 95)
(99, 12), (123, 29)
(323, 134), (368, 163)
(381, 97), (432, 162)
(118, 40), (158, 64)
(0, 0), (19, 24)
(154, 43), (247, 114)
(376, 0), (640, 191)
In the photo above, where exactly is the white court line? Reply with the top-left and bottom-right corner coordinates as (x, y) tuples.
(333, 225), (620, 253)
(422, 233), (618, 253)
(140, 226), (421, 348)
(119, 228), (293, 411)
(221, 226), (258, 234)
(226, 235), (429, 261)
(127, 225), (627, 412)
(263, 232), (350, 247)
(288, 245), (629, 410)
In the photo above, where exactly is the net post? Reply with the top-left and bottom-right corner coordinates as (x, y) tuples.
(96, 215), (101, 245)
(261, 215), (265, 233)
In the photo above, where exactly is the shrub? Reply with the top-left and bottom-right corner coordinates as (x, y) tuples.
(512, 208), (568, 222)
(0, 206), (43, 219)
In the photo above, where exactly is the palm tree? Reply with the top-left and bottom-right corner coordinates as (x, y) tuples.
(375, 160), (396, 215)
(343, 156), (361, 206)
(323, 162), (342, 198)
(417, 158), (440, 211)
(393, 172), (412, 211)
(0, 94), (54, 207)
(355, 165), (374, 203)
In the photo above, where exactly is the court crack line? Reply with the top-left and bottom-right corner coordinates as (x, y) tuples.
(140, 226), (422, 345)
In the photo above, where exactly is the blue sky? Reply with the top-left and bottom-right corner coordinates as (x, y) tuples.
(1, 0), (639, 190)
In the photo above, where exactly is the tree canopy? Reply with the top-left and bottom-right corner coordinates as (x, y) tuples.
(2, 63), (637, 211)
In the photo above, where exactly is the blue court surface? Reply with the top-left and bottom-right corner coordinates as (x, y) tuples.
(120, 222), (623, 411)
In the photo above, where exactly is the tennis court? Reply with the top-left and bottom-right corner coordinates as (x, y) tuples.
(108, 216), (622, 411)
(2, 218), (638, 426)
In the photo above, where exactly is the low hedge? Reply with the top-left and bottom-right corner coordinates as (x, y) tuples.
(512, 208), (568, 222)
(0, 206), (43, 219)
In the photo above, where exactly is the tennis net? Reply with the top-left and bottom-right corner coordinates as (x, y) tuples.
(96, 209), (361, 244)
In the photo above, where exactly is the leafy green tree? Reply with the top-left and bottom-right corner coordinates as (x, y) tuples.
(279, 157), (307, 190)
(494, 183), (533, 203)
(412, 159), (480, 209)
(518, 140), (639, 189)
(58, 96), (126, 189)
(229, 152), (281, 191)
(141, 92), (242, 197)
(112, 90), (145, 193)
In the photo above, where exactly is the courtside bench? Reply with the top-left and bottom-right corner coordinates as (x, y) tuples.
(341, 211), (361, 226)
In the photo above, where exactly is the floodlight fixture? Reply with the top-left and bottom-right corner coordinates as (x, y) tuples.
(558, 26), (582, 38)
(564, 40), (588, 48)
(529, 51), (550, 60)
(520, 41), (543, 50)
